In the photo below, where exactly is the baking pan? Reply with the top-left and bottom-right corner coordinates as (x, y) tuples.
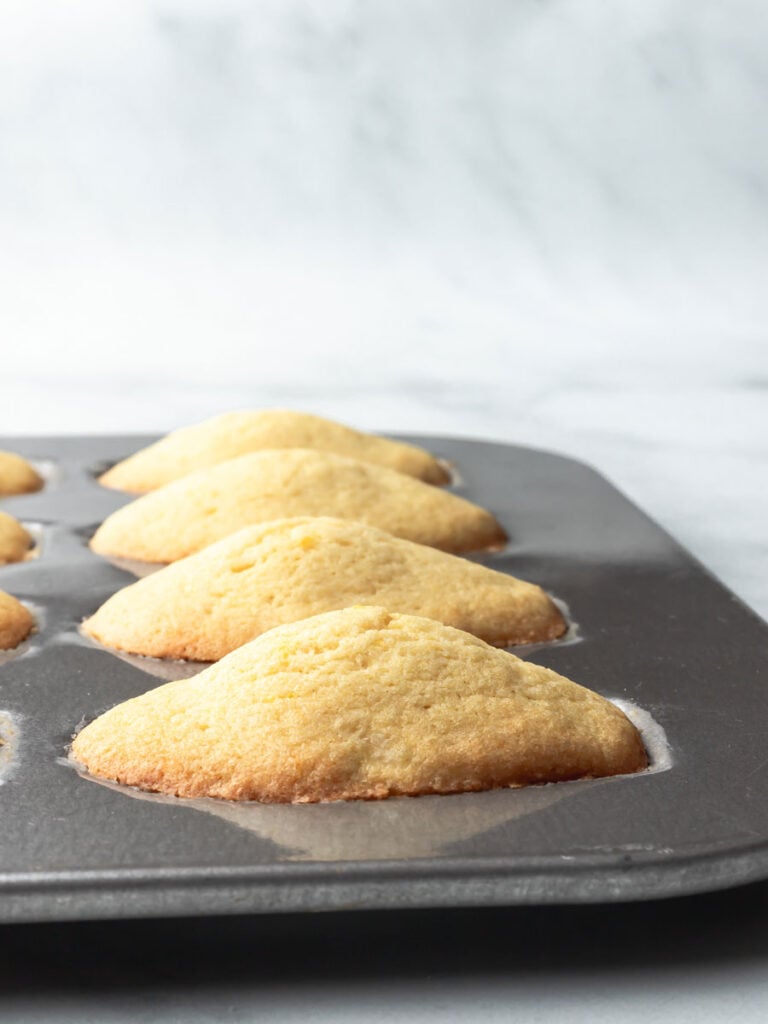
(0, 433), (767, 924)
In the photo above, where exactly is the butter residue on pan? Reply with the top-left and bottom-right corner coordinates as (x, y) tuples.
(0, 711), (20, 786)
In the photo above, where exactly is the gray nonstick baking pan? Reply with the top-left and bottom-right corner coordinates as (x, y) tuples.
(1, 434), (767, 924)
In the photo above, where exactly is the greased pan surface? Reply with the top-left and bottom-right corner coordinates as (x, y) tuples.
(0, 434), (766, 923)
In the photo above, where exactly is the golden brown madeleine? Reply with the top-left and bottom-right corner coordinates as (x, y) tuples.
(90, 450), (506, 563)
(0, 511), (33, 565)
(0, 590), (34, 650)
(98, 410), (449, 491)
(72, 607), (647, 803)
(84, 517), (563, 661)
(0, 451), (43, 497)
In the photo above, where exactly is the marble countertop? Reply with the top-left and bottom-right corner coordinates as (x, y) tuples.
(1, 0), (766, 1020)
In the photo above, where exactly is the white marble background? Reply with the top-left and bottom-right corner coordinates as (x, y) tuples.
(0, 0), (766, 614)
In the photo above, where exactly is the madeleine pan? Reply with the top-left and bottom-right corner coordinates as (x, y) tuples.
(0, 434), (766, 923)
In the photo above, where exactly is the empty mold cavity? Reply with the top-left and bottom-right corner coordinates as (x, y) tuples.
(0, 711), (20, 784)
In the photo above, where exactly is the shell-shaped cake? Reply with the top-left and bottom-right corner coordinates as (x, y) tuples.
(71, 607), (647, 803)
(0, 590), (34, 650)
(90, 450), (507, 563)
(98, 410), (450, 491)
(0, 511), (33, 566)
(0, 451), (42, 497)
(83, 517), (565, 660)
